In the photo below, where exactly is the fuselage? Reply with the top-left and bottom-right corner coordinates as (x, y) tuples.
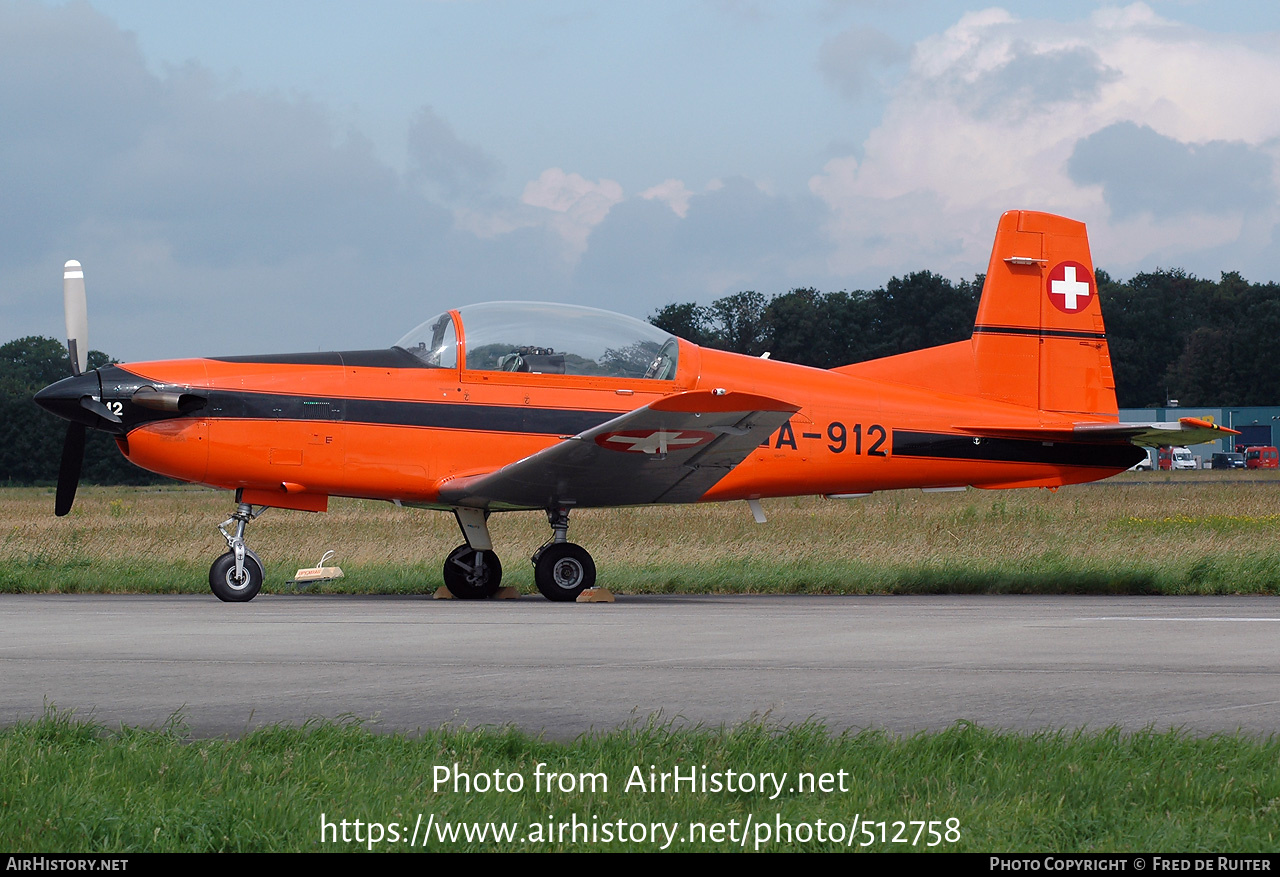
(36, 329), (1138, 514)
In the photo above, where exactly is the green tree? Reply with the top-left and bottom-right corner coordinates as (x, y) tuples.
(1103, 269), (1208, 407)
(709, 290), (769, 356)
(1211, 279), (1280, 406)
(0, 336), (162, 486)
(763, 287), (827, 366)
(649, 302), (717, 347)
(868, 271), (980, 359)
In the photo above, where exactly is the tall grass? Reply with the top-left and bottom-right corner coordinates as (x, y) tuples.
(3, 473), (1280, 595)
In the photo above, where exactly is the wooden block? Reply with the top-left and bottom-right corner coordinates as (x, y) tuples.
(292, 566), (344, 583)
(494, 587), (521, 600)
(433, 585), (455, 599)
(575, 587), (615, 603)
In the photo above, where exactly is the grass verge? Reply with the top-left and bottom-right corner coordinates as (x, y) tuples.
(2, 711), (1277, 852)
(3, 475), (1280, 596)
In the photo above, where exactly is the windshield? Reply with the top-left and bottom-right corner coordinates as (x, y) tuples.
(455, 302), (679, 380)
(394, 312), (458, 368)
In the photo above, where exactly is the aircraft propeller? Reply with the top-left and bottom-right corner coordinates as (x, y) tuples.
(55, 421), (86, 517)
(54, 261), (91, 516)
(64, 260), (88, 376)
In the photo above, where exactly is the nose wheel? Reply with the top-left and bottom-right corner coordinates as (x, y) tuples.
(210, 549), (264, 602)
(210, 496), (266, 602)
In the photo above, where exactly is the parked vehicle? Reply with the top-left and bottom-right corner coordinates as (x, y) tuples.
(1210, 452), (1246, 470)
(1158, 446), (1196, 470)
(1245, 446), (1279, 469)
(1129, 448), (1156, 471)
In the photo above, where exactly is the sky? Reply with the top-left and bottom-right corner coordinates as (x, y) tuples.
(3, 0), (1280, 361)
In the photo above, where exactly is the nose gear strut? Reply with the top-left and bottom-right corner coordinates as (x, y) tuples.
(210, 494), (267, 602)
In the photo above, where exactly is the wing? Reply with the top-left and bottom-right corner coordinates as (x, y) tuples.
(438, 389), (800, 510)
(954, 416), (1239, 447)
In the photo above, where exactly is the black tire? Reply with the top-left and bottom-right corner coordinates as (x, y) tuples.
(209, 550), (264, 602)
(442, 545), (502, 599)
(533, 542), (596, 602)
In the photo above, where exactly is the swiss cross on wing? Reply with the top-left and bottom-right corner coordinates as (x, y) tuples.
(1046, 261), (1095, 315)
(594, 429), (716, 455)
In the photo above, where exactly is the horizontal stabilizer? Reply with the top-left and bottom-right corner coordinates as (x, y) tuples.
(954, 416), (1239, 448)
(438, 389), (799, 510)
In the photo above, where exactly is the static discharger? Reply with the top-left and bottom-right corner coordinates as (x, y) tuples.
(289, 550), (344, 586)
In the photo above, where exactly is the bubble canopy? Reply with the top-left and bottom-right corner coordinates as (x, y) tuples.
(395, 302), (680, 380)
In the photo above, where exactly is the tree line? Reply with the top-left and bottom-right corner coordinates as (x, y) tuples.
(651, 268), (1280, 410)
(0, 336), (163, 487)
(3, 266), (1276, 485)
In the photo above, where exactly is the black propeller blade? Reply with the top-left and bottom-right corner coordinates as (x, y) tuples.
(56, 421), (87, 517)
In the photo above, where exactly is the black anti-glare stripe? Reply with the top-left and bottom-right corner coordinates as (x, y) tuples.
(893, 430), (1145, 469)
(204, 390), (615, 436)
(973, 325), (1107, 340)
(210, 348), (430, 368)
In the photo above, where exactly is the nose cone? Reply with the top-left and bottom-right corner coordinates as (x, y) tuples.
(34, 372), (102, 425)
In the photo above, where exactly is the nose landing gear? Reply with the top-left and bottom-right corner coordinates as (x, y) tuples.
(210, 498), (266, 602)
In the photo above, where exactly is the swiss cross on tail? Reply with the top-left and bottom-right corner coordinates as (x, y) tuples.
(1047, 261), (1095, 314)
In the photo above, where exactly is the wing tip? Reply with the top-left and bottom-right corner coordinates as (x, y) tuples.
(1178, 416), (1240, 436)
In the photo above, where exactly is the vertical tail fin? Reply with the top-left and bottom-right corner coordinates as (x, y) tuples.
(834, 210), (1118, 418)
(972, 210), (1117, 416)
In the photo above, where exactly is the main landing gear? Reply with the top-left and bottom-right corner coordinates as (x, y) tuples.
(442, 544), (503, 599)
(210, 497), (266, 602)
(531, 508), (596, 602)
(444, 506), (597, 602)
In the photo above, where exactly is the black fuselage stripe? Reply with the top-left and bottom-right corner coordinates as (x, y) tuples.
(973, 325), (1107, 340)
(201, 390), (615, 435)
(892, 430), (1145, 468)
(103, 365), (616, 436)
(208, 349), (430, 368)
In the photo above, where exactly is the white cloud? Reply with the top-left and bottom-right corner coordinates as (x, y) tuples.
(809, 3), (1280, 278)
(639, 179), (693, 217)
(520, 168), (624, 260)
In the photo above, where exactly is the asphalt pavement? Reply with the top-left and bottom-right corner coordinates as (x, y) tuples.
(3, 593), (1277, 738)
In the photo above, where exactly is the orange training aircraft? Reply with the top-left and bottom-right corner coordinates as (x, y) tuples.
(35, 210), (1235, 602)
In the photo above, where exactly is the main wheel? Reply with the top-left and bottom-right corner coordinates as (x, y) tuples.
(443, 545), (502, 599)
(209, 550), (264, 602)
(533, 542), (596, 602)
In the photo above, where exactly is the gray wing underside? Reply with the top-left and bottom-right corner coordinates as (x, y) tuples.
(955, 416), (1238, 448)
(438, 390), (799, 510)
(1070, 417), (1238, 447)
